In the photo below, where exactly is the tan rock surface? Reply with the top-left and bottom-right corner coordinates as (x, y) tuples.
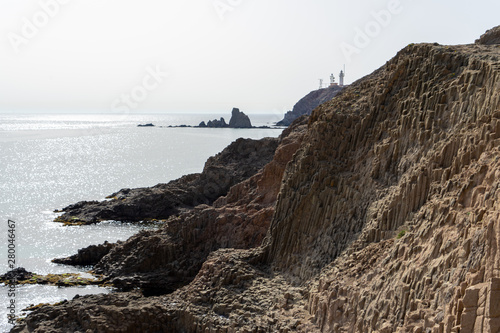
(292, 39), (500, 332)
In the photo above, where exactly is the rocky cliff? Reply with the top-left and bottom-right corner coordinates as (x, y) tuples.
(277, 85), (343, 126)
(12, 27), (500, 333)
(269, 33), (500, 332)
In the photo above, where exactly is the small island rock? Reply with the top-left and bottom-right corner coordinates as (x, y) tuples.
(228, 108), (252, 128)
(206, 118), (228, 128)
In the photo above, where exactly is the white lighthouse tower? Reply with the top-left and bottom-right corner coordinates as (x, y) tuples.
(339, 69), (345, 87)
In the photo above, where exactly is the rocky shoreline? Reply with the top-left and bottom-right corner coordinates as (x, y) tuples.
(10, 26), (500, 332)
(53, 136), (279, 225)
(49, 117), (307, 297)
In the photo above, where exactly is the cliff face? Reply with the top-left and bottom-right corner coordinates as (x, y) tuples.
(267, 39), (500, 331)
(277, 85), (343, 126)
(13, 28), (500, 333)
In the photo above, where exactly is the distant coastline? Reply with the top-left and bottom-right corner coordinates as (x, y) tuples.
(138, 108), (285, 129)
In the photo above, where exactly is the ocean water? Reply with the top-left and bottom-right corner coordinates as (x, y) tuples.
(0, 113), (283, 332)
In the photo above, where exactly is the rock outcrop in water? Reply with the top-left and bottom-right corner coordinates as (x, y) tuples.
(13, 27), (500, 333)
(54, 137), (278, 225)
(206, 117), (228, 128)
(198, 108), (253, 128)
(228, 108), (252, 128)
(1, 268), (33, 282)
(52, 241), (115, 266)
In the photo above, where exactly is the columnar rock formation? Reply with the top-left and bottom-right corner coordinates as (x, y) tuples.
(273, 37), (500, 332)
(12, 27), (500, 333)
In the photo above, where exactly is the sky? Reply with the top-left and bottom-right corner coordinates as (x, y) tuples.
(0, 0), (499, 115)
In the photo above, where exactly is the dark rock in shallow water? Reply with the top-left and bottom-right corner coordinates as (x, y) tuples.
(52, 241), (115, 266)
(198, 121), (207, 127)
(137, 123), (155, 127)
(228, 108), (252, 128)
(1, 267), (33, 281)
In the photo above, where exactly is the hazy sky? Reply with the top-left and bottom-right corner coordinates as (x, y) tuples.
(0, 0), (498, 115)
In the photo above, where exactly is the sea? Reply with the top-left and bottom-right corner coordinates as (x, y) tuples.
(0, 112), (284, 332)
